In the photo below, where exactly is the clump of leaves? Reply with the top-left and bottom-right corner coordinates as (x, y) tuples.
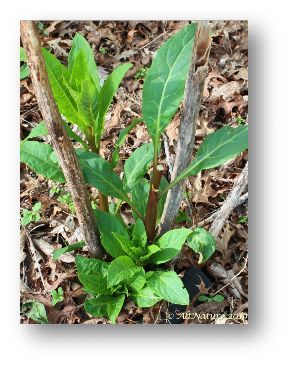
(20, 47), (29, 80)
(51, 287), (64, 306)
(21, 300), (48, 324)
(20, 24), (248, 323)
(21, 202), (42, 226)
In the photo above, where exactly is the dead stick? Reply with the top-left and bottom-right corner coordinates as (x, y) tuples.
(159, 22), (211, 235)
(209, 162), (248, 238)
(20, 21), (103, 258)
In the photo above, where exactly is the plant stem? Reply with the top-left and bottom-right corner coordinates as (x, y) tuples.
(20, 21), (103, 258)
(145, 164), (164, 242)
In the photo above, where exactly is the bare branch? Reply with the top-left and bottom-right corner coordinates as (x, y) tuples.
(209, 162), (248, 238)
(20, 21), (103, 258)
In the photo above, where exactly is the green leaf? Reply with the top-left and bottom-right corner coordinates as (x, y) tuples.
(43, 49), (79, 125)
(78, 79), (98, 127)
(21, 300), (48, 324)
(123, 143), (154, 191)
(84, 294), (125, 323)
(20, 47), (27, 62)
(20, 64), (29, 80)
(20, 141), (65, 182)
(68, 33), (100, 92)
(75, 255), (110, 295)
(131, 219), (147, 251)
(32, 202), (42, 213)
(132, 285), (161, 308)
(107, 256), (140, 288)
(198, 294), (209, 302)
(146, 270), (189, 305)
(51, 288), (64, 306)
(139, 244), (160, 265)
(95, 63), (132, 143)
(165, 126), (248, 192)
(94, 209), (129, 258)
(21, 210), (33, 226)
(52, 241), (85, 260)
(186, 227), (216, 264)
(149, 228), (192, 265)
(123, 268), (146, 293)
(111, 118), (142, 168)
(142, 23), (197, 150)
(213, 294), (225, 303)
(112, 232), (139, 261)
(24, 121), (48, 140)
(175, 210), (192, 224)
(131, 178), (150, 221)
(77, 150), (128, 201)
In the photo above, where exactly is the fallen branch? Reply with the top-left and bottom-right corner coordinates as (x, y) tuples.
(194, 192), (248, 229)
(209, 162), (248, 238)
(20, 21), (103, 258)
(159, 22), (211, 235)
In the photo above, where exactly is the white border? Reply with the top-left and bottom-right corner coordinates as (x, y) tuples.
(1, 1), (288, 363)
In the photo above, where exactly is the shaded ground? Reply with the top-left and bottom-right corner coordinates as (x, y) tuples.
(20, 20), (248, 324)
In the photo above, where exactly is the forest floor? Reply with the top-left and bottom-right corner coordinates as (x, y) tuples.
(20, 20), (248, 324)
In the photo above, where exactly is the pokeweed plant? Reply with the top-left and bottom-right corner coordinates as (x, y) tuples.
(20, 23), (248, 323)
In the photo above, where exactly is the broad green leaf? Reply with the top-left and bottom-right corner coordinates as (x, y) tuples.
(52, 241), (85, 260)
(43, 49), (79, 125)
(84, 294), (125, 323)
(20, 141), (65, 182)
(77, 150), (128, 201)
(131, 178), (150, 221)
(75, 255), (110, 295)
(132, 285), (161, 308)
(112, 232), (139, 261)
(94, 209), (128, 258)
(68, 33), (100, 92)
(32, 202), (41, 213)
(21, 300), (48, 324)
(24, 120), (89, 149)
(142, 23), (197, 149)
(20, 64), (29, 80)
(165, 126), (248, 193)
(95, 63), (132, 144)
(78, 79), (98, 127)
(149, 228), (192, 264)
(107, 256), (140, 288)
(186, 227), (216, 263)
(146, 270), (189, 305)
(123, 268), (146, 293)
(123, 143), (154, 191)
(111, 118), (142, 168)
(131, 219), (147, 251)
